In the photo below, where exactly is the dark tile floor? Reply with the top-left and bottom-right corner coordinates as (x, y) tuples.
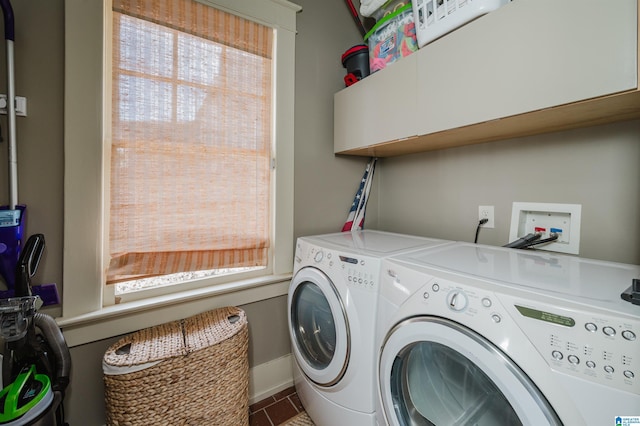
(249, 386), (305, 426)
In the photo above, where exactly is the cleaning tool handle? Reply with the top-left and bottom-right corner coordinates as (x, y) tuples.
(1, 0), (17, 209)
(14, 234), (45, 297)
(0, 0), (14, 41)
(345, 0), (366, 38)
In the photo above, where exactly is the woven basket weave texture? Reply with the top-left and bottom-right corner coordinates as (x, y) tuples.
(103, 306), (249, 426)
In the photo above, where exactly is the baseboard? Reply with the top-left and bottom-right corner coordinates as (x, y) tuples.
(249, 353), (294, 404)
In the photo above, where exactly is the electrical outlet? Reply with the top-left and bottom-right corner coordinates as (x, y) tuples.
(0, 94), (27, 116)
(509, 202), (581, 254)
(478, 205), (495, 228)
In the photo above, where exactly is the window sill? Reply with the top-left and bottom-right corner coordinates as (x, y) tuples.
(57, 273), (292, 347)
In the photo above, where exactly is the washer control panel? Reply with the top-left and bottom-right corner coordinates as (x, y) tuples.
(411, 272), (639, 395)
(497, 292), (639, 395)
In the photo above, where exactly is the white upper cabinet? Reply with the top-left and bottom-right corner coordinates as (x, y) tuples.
(334, 0), (639, 157)
(334, 53), (419, 153)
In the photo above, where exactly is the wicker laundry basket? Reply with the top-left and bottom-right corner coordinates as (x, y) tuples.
(103, 306), (249, 426)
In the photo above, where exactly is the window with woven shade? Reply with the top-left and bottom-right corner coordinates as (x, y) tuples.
(108, 0), (273, 290)
(64, 0), (295, 323)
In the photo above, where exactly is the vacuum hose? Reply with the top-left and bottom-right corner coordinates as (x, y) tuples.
(33, 313), (71, 392)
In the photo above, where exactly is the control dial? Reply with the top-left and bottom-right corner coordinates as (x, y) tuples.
(447, 290), (469, 312)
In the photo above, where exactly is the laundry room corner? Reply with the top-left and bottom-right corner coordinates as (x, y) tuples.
(293, 0), (381, 241)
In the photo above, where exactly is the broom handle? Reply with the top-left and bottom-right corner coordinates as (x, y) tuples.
(345, 0), (367, 38)
(0, 0), (17, 209)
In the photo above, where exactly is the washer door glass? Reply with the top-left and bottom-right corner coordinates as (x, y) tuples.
(380, 317), (561, 426)
(392, 341), (521, 425)
(292, 280), (336, 369)
(289, 267), (349, 386)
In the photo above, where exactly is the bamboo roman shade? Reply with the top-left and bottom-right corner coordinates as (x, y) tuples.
(107, 0), (273, 284)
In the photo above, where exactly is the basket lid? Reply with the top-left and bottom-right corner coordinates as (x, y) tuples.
(103, 320), (187, 369)
(103, 306), (247, 372)
(184, 306), (247, 352)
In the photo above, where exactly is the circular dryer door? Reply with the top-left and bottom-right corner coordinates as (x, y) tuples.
(379, 317), (561, 426)
(288, 266), (349, 386)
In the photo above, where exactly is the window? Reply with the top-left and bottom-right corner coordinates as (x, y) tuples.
(108, 1), (273, 296)
(63, 0), (297, 322)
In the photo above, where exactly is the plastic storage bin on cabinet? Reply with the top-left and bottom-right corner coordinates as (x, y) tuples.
(370, 0), (410, 20)
(365, 3), (418, 73)
(103, 306), (249, 426)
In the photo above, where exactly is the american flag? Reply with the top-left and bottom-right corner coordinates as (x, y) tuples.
(342, 158), (377, 232)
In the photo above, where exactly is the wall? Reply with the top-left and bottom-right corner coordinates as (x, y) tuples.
(61, 0), (368, 423)
(29, 0), (364, 424)
(0, 0), (64, 316)
(292, 0), (378, 239)
(4, 0), (638, 424)
(377, 119), (640, 264)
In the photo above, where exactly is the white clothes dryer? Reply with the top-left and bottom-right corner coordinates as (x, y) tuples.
(288, 230), (453, 426)
(376, 242), (640, 426)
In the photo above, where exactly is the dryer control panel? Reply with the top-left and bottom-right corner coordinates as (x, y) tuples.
(295, 240), (380, 293)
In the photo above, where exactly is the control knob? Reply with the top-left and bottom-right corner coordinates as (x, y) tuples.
(447, 290), (469, 312)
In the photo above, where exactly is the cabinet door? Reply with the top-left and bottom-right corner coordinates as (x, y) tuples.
(416, 0), (638, 135)
(334, 53), (418, 154)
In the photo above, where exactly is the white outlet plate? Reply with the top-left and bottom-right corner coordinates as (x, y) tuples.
(509, 202), (581, 254)
(478, 205), (494, 228)
(0, 94), (27, 116)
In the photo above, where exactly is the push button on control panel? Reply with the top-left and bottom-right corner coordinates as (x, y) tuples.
(622, 330), (636, 341)
(603, 326), (616, 337)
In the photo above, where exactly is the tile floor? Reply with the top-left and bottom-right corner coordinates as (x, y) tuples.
(249, 386), (305, 426)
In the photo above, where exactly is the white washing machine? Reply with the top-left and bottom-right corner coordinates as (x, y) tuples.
(288, 230), (453, 426)
(376, 242), (640, 426)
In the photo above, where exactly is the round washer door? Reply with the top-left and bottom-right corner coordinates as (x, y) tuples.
(288, 266), (350, 386)
(379, 317), (561, 426)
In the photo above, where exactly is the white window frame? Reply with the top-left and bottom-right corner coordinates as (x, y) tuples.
(59, 0), (299, 347)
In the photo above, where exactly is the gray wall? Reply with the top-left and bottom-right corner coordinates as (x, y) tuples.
(63, 0), (368, 423)
(0, 0), (64, 313)
(377, 120), (640, 264)
(2, 0), (640, 425)
(293, 0), (378, 239)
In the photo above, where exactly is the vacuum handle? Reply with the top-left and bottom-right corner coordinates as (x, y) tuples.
(19, 234), (45, 278)
(0, 0), (14, 41)
(14, 234), (45, 297)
